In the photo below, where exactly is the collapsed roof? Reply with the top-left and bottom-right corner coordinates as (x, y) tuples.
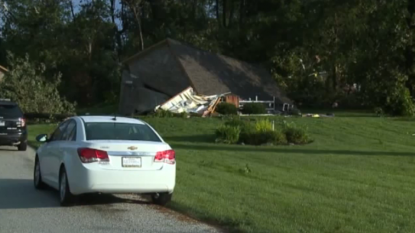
(123, 38), (292, 104)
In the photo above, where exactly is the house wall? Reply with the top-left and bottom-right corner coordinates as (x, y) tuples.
(119, 44), (191, 115)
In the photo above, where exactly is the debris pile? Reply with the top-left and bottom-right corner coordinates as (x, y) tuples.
(154, 87), (231, 116)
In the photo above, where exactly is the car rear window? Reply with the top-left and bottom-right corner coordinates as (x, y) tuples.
(0, 104), (23, 118)
(84, 122), (161, 142)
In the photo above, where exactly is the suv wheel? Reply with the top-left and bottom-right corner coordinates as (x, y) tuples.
(18, 142), (27, 151)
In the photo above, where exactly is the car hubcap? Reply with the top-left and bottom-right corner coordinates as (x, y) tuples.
(34, 162), (40, 185)
(60, 173), (66, 201)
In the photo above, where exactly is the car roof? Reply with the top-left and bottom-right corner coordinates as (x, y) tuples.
(77, 115), (146, 124)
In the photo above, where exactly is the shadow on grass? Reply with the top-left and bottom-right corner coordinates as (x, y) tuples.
(167, 201), (242, 233)
(392, 117), (415, 122)
(170, 143), (414, 157)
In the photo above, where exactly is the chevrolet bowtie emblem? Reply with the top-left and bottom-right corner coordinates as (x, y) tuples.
(127, 146), (137, 150)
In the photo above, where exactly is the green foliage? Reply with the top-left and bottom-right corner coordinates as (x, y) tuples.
(2, 0), (415, 116)
(154, 109), (175, 118)
(254, 119), (273, 132)
(215, 102), (238, 115)
(224, 117), (249, 128)
(241, 103), (267, 114)
(217, 117), (309, 146)
(388, 87), (415, 117)
(374, 107), (384, 116)
(240, 128), (287, 146)
(215, 125), (240, 144)
(153, 109), (188, 118)
(0, 53), (76, 114)
(282, 121), (311, 144)
(242, 119), (287, 145)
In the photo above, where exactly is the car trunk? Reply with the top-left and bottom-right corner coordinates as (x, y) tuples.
(84, 140), (171, 171)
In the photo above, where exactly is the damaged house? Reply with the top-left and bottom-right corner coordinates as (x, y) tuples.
(119, 38), (292, 115)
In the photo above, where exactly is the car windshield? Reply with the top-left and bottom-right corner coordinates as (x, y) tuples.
(0, 104), (23, 118)
(84, 122), (161, 142)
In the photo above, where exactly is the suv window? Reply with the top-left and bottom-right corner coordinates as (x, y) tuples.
(50, 121), (69, 141)
(0, 104), (23, 118)
(84, 122), (161, 142)
(62, 120), (76, 141)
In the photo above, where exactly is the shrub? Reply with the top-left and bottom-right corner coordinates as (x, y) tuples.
(282, 121), (311, 144)
(225, 117), (249, 128)
(153, 109), (189, 118)
(255, 119), (273, 132)
(154, 109), (175, 117)
(215, 102), (238, 115)
(217, 117), (310, 146)
(241, 103), (267, 114)
(215, 125), (240, 144)
(374, 107), (383, 116)
(240, 129), (287, 146)
(238, 119), (286, 145)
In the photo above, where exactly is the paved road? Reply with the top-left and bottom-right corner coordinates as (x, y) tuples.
(0, 146), (221, 233)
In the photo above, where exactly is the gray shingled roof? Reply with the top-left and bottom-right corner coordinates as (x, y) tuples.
(124, 38), (292, 104)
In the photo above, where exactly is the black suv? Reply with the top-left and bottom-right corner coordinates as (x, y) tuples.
(0, 99), (27, 151)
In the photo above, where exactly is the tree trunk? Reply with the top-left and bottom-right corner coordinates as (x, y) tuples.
(110, 0), (115, 24)
(239, 0), (244, 28)
(216, 0), (220, 27)
(228, 0), (234, 27)
(69, 0), (75, 20)
(223, 0), (227, 27)
(193, 0), (197, 20)
(124, 0), (145, 50)
(136, 13), (144, 51)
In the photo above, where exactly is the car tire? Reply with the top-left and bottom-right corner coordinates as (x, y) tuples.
(151, 192), (172, 206)
(34, 156), (46, 190)
(59, 167), (75, 206)
(18, 142), (27, 151)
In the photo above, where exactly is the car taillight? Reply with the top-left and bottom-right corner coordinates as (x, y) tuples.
(18, 118), (26, 127)
(154, 150), (175, 165)
(77, 148), (109, 163)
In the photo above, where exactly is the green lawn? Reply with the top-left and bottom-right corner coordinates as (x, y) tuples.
(28, 115), (415, 233)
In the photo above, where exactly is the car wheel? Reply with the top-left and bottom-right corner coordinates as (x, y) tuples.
(59, 167), (74, 206)
(151, 192), (172, 206)
(34, 156), (46, 189)
(18, 142), (27, 151)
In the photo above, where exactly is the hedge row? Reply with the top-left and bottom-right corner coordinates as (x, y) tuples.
(215, 118), (312, 146)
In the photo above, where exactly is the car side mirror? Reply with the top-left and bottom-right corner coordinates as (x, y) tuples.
(36, 134), (49, 143)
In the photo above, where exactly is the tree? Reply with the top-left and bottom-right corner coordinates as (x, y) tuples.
(0, 52), (76, 114)
(122, 0), (145, 50)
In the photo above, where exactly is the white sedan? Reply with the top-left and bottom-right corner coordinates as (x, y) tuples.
(33, 116), (176, 206)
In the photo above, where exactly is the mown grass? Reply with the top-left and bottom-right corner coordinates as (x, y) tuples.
(28, 114), (415, 233)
